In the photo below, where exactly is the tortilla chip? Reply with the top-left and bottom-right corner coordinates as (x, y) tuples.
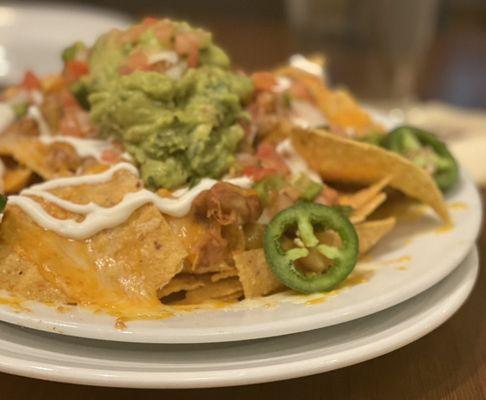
(181, 261), (234, 275)
(356, 217), (396, 254)
(233, 249), (284, 298)
(3, 167), (33, 193)
(290, 128), (449, 222)
(175, 278), (243, 305)
(339, 176), (391, 209)
(276, 67), (384, 135)
(211, 268), (238, 282)
(2, 204), (186, 310)
(1, 167), (187, 312)
(0, 132), (76, 179)
(216, 291), (244, 303)
(157, 274), (206, 298)
(47, 169), (140, 208)
(166, 214), (231, 274)
(89, 205), (186, 298)
(350, 192), (387, 224)
(0, 244), (70, 304)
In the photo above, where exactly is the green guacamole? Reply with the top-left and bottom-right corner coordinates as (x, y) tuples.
(73, 20), (253, 189)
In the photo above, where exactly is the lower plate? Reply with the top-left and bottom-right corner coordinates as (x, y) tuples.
(0, 247), (478, 388)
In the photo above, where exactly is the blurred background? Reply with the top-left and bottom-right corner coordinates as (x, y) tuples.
(1, 0), (485, 183)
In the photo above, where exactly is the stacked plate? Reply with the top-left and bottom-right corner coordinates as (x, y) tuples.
(0, 170), (481, 388)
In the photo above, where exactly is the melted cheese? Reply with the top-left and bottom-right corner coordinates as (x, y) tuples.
(8, 162), (252, 239)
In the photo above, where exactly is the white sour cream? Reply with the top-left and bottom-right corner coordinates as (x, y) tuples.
(0, 102), (15, 133)
(165, 61), (188, 80)
(276, 138), (321, 182)
(8, 162), (252, 240)
(147, 51), (187, 79)
(30, 90), (44, 106)
(289, 54), (324, 79)
(291, 99), (328, 129)
(147, 50), (179, 65)
(274, 76), (292, 93)
(27, 105), (50, 135)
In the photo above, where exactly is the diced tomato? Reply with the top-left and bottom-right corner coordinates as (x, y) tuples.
(59, 105), (93, 138)
(175, 31), (201, 68)
(251, 72), (277, 92)
(59, 113), (83, 137)
(119, 50), (149, 75)
(142, 17), (158, 26)
(256, 142), (277, 159)
(256, 142), (288, 175)
(315, 185), (340, 206)
(65, 60), (89, 80)
(243, 166), (278, 182)
(121, 23), (147, 43)
(154, 19), (174, 46)
(21, 71), (41, 91)
(60, 90), (79, 108)
(289, 80), (313, 101)
(100, 149), (121, 164)
(243, 142), (289, 181)
(186, 51), (200, 68)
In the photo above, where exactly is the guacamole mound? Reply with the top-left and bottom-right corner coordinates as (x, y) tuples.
(76, 19), (253, 189)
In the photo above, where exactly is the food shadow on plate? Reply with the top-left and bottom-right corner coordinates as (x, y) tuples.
(364, 192), (448, 258)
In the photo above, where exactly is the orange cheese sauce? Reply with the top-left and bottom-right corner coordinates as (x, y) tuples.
(305, 269), (374, 305)
(435, 223), (454, 234)
(448, 201), (468, 211)
(0, 296), (30, 312)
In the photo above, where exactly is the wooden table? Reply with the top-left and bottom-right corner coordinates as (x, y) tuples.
(0, 200), (483, 399)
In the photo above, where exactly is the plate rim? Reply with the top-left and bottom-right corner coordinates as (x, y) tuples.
(0, 247), (478, 388)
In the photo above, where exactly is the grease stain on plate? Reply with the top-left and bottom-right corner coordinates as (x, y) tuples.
(448, 201), (468, 211)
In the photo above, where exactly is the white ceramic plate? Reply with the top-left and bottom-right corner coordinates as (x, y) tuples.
(0, 172), (481, 343)
(0, 2), (131, 86)
(0, 173), (481, 343)
(0, 248), (478, 388)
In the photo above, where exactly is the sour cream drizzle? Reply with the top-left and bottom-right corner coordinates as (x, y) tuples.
(147, 50), (179, 65)
(8, 162), (252, 240)
(276, 138), (321, 182)
(27, 105), (131, 162)
(0, 103), (15, 134)
(27, 105), (50, 135)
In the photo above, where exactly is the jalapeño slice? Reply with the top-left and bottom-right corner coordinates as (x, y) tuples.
(383, 125), (459, 191)
(0, 194), (6, 213)
(264, 202), (359, 293)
